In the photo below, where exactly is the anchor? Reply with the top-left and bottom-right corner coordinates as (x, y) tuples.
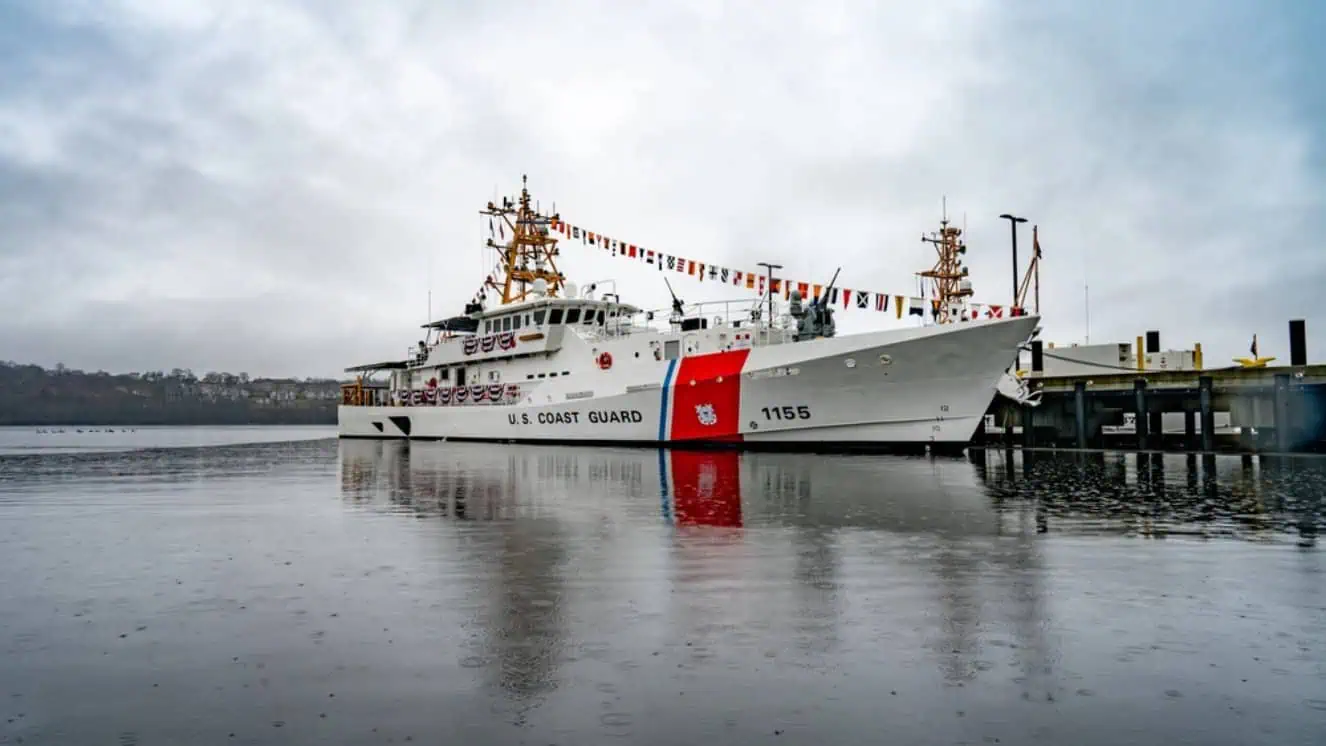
(996, 370), (1042, 407)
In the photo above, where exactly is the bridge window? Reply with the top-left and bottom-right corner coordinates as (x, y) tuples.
(513, 315), (522, 330)
(565, 308), (581, 324)
(484, 320), (492, 333)
(534, 310), (546, 325)
(548, 309), (563, 325)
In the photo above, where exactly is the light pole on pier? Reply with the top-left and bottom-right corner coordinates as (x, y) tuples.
(757, 262), (783, 323)
(999, 213), (1028, 306)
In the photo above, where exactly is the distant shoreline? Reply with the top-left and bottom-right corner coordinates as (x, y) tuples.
(1, 361), (342, 428)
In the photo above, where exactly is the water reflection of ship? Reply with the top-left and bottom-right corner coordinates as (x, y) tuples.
(662, 450), (744, 528)
(340, 440), (745, 527)
(340, 441), (1022, 535)
(476, 516), (568, 717)
(340, 441), (569, 715)
(336, 442), (1056, 695)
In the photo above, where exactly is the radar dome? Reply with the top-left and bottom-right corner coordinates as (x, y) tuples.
(563, 281), (578, 299)
(531, 278), (548, 296)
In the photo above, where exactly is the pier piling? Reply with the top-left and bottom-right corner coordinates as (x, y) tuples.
(1021, 405), (1035, 448)
(1274, 374), (1292, 452)
(1133, 379), (1149, 450)
(1199, 376), (1215, 452)
(1074, 381), (1088, 449)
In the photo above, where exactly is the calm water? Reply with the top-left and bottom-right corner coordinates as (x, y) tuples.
(0, 425), (335, 456)
(0, 427), (1323, 745)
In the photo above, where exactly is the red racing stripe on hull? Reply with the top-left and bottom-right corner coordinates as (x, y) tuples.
(668, 349), (751, 441)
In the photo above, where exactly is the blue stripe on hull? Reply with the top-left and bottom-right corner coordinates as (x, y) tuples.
(657, 359), (678, 442)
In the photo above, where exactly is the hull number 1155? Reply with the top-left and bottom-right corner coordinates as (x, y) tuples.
(762, 405), (811, 421)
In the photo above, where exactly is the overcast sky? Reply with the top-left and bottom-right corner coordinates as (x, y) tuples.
(2, 0), (1322, 378)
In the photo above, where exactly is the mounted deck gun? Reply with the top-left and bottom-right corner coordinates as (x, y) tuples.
(790, 267), (840, 341)
(663, 276), (706, 332)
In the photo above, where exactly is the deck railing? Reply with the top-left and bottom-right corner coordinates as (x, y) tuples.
(626, 297), (795, 336)
(341, 385), (390, 406)
(341, 383), (524, 407)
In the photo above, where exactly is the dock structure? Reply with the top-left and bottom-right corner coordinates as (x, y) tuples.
(980, 320), (1326, 454)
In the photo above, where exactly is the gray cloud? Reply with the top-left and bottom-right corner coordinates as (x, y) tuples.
(1, 0), (1321, 377)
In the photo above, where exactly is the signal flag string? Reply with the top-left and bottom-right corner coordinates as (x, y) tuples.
(545, 217), (1029, 322)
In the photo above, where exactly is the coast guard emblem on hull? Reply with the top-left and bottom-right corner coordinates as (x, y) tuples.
(695, 403), (718, 427)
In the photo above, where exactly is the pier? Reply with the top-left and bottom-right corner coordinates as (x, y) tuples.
(981, 320), (1326, 454)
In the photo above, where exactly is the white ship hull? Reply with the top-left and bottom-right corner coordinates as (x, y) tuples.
(339, 315), (1037, 452)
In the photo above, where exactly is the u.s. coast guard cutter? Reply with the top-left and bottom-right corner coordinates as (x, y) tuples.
(339, 178), (1040, 453)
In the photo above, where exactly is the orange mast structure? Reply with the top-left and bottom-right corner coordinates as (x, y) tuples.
(918, 201), (972, 323)
(479, 175), (564, 305)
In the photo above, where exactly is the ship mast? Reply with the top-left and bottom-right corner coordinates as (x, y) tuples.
(1015, 224), (1042, 314)
(918, 198), (971, 323)
(479, 175), (563, 305)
